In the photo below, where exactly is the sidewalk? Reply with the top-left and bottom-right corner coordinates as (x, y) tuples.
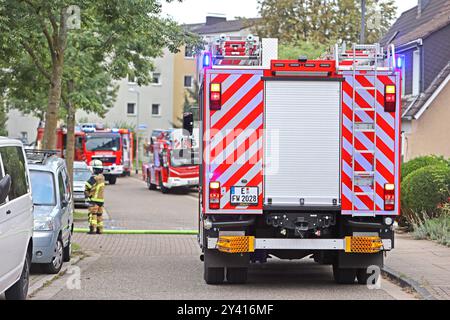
(385, 233), (450, 300)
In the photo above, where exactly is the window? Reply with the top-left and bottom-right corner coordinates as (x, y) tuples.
(152, 104), (161, 116)
(412, 50), (421, 96)
(127, 103), (136, 115)
(184, 46), (194, 58)
(0, 146), (29, 200)
(58, 172), (65, 205)
(30, 170), (56, 206)
(184, 75), (193, 88)
(152, 73), (161, 85)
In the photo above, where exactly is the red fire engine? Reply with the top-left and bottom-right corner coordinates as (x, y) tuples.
(36, 125), (134, 184)
(191, 36), (401, 285)
(144, 128), (199, 193)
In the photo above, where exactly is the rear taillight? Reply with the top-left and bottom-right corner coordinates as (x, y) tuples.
(210, 83), (221, 110)
(384, 85), (396, 112)
(384, 184), (395, 211)
(209, 181), (221, 209)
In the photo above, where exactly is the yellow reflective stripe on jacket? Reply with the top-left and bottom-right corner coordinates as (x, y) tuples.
(91, 182), (105, 203)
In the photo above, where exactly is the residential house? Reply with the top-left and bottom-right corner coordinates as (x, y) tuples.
(380, 0), (450, 161)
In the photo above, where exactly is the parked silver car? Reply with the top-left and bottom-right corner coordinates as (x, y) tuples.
(73, 161), (91, 207)
(27, 151), (74, 274)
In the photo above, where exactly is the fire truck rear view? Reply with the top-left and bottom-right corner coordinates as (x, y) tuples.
(191, 35), (401, 285)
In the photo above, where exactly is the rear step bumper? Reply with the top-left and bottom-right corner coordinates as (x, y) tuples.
(207, 237), (392, 252)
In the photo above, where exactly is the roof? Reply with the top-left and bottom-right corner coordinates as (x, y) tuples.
(380, 0), (450, 48)
(185, 18), (260, 35)
(28, 156), (66, 173)
(402, 61), (450, 118)
(0, 136), (23, 146)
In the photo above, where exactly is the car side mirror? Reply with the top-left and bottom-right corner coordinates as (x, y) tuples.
(183, 112), (194, 136)
(61, 199), (69, 208)
(0, 174), (12, 204)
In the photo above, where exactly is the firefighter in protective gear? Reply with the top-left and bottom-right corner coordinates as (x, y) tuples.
(85, 160), (106, 234)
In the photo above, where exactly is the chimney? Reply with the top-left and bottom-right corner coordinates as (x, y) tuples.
(417, 0), (430, 18)
(206, 14), (226, 26)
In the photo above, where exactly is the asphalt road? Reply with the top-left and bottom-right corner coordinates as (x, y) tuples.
(31, 176), (414, 300)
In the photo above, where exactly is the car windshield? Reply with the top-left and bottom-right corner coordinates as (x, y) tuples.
(86, 135), (120, 151)
(73, 169), (91, 182)
(170, 149), (200, 167)
(30, 170), (55, 206)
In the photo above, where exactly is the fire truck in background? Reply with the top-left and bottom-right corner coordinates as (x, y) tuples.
(190, 35), (401, 285)
(36, 124), (134, 183)
(145, 128), (199, 193)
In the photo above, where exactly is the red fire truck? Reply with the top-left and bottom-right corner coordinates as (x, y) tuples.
(36, 125), (134, 183)
(191, 36), (401, 285)
(145, 128), (199, 193)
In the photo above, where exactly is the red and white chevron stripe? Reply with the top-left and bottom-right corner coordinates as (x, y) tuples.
(341, 72), (400, 215)
(204, 70), (264, 214)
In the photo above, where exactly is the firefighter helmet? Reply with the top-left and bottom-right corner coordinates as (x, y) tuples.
(89, 159), (103, 170)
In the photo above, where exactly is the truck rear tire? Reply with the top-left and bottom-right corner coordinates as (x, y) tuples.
(108, 176), (117, 185)
(333, 265), (356, 284)
(204, 267), (224, 285)
(356, 267), (378, 285)
(159, 173), (169, 194)
(226, 267), (248, 284)
(147, 175), (157, 190)
(5, 251), (30, 300)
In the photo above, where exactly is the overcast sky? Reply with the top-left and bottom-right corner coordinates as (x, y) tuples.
(162, 0), (418, 24)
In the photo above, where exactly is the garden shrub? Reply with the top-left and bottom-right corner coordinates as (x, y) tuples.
(401, 164), (450, 223)
(401, 155), (448, 181)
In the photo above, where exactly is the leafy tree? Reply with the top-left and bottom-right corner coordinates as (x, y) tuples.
(0, 101), (7, 136)
(0, 0), (200, 150)
(279, 42), (329, 59)
(256, 0), (397, 45)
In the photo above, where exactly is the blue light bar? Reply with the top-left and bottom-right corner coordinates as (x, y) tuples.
(397, 56), (403, 68)
(203, 52), (212, 68)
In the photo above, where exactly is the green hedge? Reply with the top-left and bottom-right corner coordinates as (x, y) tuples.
(401, 164), (450, 221)
(401, 155), (448, 181)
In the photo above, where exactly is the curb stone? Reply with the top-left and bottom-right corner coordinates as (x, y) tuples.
(382, 265), (437, 300)
(28, 254), (83, 298)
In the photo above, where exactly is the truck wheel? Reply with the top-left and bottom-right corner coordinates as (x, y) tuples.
(226, 267), (248, 284)
(356, 268), (378, 285)
(204, 266), (225, 285)
(5, 251), (30, 300)
(159, 174), (169, 194)
(147, 175), (157, 190)
(108, 176), (117, 185)
(333, 265), (356, 284)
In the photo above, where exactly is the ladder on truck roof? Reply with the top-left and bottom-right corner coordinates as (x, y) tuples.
(206, 34), (262, 67)
(335, 43), (396, 216)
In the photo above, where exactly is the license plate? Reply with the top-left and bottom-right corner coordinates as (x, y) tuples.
(230, 187), (259, 206)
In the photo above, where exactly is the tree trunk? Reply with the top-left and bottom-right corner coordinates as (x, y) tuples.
(65, 80), (76, 190)
(42, 59), (64, 150)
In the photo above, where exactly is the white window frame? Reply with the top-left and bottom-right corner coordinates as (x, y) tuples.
(151, 104), (161, 117)
(127, 102), (136, 116)
(184, 75), (193, 88)
(412, 50), (421, 96)
(184, 45), (194, 59)
(151, 72), (161, 86)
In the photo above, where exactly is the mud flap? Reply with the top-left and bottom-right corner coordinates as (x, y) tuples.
(337, 251), (383, 269)
(204, 249), (250, 268)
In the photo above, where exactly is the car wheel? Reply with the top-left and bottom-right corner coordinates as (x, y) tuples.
(63, 235), (72, 263)
(42, 239), (64, 274)
(109, 176), (117, 185)
(5, 251), (30, 300)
